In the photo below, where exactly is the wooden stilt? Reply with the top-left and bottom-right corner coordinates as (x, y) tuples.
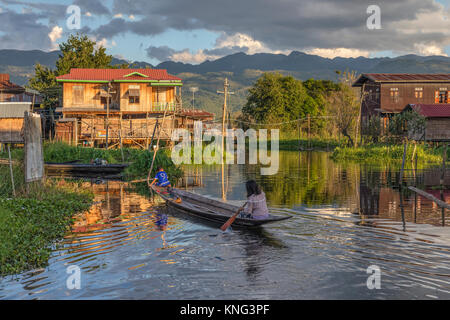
(399, 141), (407, 186)
(441, 143), (447, 186)
(8, 144), (15, 197)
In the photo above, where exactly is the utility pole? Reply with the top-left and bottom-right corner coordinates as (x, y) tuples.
(189, 87), (198, 110)
(105, 82), (116, 149)
(106, 82), (111, 149)
(217, 78), (234, 155)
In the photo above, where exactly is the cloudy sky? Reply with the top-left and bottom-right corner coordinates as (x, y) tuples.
(0, 0), (449, 64)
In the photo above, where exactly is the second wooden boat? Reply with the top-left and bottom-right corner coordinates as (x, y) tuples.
(45, 163), (129, 175)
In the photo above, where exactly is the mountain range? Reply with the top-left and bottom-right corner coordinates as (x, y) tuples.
(1, 49), (449, 114)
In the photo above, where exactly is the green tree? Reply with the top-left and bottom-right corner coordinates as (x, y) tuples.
(27, 64), (59, 109)
(389, 110), (425, 138)
(55, 34), (114, 75)
(327, 81), (360, 147)
(243, 73), (314, 130)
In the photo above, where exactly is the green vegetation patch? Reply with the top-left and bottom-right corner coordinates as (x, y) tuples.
(331, 143), (446, 164)
(0, 180), (93, 276)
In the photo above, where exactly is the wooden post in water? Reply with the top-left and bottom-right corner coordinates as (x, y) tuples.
(119, 111), (124, 162)
(441, 143), (447, 186)
(399, 141), (407, 186)
(414, 152), (418, 223)
(307, 114), (311, 149)
(106, 83), (110, 149)
(399, 189), (406, 232)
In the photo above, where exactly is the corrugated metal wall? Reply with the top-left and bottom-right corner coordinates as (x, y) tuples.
(0, 102), (32, 118)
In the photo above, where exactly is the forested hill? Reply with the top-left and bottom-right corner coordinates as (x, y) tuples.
(1, 49), (449, 115)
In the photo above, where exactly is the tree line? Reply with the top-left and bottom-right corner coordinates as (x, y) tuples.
(240, 71), (425, 147)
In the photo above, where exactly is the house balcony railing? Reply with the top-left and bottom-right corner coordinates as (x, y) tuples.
(151, 102), (176, 112)
(59, 101), (182, 113)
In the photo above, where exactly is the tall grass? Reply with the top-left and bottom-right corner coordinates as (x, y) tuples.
(331, 143), (446, 163)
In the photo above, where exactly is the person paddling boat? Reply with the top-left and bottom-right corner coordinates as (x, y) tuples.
(238, 180), (270, 220)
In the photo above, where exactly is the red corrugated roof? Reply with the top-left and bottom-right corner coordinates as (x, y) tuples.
(409, 104), (450, 118)
(56, 68), (182, 81)
(0, 78), (25, 92)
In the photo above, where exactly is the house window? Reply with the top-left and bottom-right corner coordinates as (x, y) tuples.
(73, 86), (84, 104)
(128, 85), (140, 104)
(129, 96), (140, 104)
(415, 88), (423, 99)
(390, 88), (399, 102)
(438, 91), (448, 104)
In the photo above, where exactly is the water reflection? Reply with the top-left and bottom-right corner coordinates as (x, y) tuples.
(0, 151), (449, 299)
(181, 152), (448, 227)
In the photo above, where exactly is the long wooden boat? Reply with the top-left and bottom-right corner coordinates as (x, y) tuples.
(45, 163), (129, 175)
(151, 185), (292, 228)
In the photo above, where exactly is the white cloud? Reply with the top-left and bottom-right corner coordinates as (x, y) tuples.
(305, 48), (370, 59)
(164, 32), (291, 64)
(170, 49), (220, 64)
(413, 43), (448, 56)
(214, 33), (290, 55)
(91, 37), (117, 49)
(387, 5), (450, 56)
(48, 25), (63, 50)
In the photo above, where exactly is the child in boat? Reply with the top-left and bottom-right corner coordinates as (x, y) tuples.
(150, 167), (171, 188)
(238, 180), (269, 220)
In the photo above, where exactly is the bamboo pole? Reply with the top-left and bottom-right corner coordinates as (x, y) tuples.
(399, 142), (407, 186)
(307, 114), (311, 149)
(441, 143), (447, 186)
(119, 112), (124, 162)
(147, 108), (168, 186)
(8, 144), (15, 197)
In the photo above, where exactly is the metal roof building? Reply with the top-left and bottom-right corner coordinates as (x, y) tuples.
(0, 102), (32, 118)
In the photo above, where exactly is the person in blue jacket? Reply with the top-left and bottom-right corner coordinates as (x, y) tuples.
(150, 167), (171, 188)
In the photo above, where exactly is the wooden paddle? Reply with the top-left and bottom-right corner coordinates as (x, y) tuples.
(220, 202), (248, 231)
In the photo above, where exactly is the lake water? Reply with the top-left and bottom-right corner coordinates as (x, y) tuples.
(1, 151), (449, 299)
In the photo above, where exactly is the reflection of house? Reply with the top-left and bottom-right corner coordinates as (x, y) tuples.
(353, 74), (450, 131)
(55, 69), (214, 147)
(0, 74), (42, 107)
(402, 104), (450, 141)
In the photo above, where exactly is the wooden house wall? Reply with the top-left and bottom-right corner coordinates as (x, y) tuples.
(0, 118), (23, 143)
(425, 118), (450, 141)
(379, 82), (450, 113)
(55, 121), (75, 143)
(361, 81), (450, 116)
(361, 81), (381, 118)
(63, 83), (120, 109)
(62, 83), (176, 113)
(120, 83), (152, 112)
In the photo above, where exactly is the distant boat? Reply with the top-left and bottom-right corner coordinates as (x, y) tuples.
(45, 162), (129, 176)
